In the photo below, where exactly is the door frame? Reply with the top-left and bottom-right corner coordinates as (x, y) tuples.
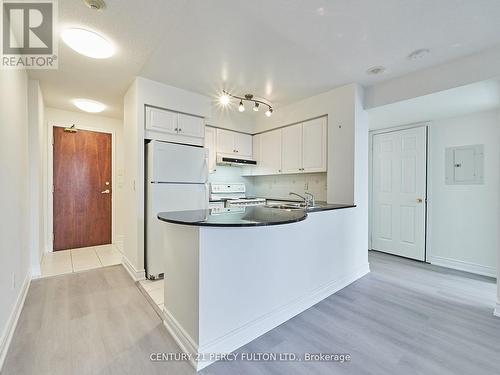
(368, 122), (430, 262)
(47, 124), (116, 253)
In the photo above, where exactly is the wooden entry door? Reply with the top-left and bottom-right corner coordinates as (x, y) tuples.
(371, 127), (427, 261)
(53, 127), (112, 251)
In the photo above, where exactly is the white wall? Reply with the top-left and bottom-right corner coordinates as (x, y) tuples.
(251, 173), (327, 201)
(254, 84), (361, 204)
(207, 165), (252, 186)
(364, 46), (500, 109)
(123, 77), (212, 277)
(27, 81), (46, 275)
(368, 80), (500, 130)
(206, 105), (255, 134)
(0, 69), (30, 368)
(428, 110), (499, 276)
(44, 107), (126, 252)
(497, 107), (500, 316)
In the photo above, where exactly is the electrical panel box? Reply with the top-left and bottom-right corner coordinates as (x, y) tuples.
(445, 144), (484, 185)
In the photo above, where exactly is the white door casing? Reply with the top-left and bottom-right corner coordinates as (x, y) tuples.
(372, 126), (427, 261)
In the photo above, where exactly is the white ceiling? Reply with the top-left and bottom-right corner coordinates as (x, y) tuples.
(31, 0), (500, 119)
(368, 80), (500, 130)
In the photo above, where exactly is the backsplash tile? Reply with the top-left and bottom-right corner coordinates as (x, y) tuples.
(250, 173), (327, 201)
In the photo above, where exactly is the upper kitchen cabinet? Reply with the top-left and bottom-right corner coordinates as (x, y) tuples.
(178, 113), (204, 138)
(281, 123), (303, 173)
(251, 117), (327, 176)
(301, 117), (327, 172)
(216, 128), (252, 158)
(145, 106), (205, 145)
(205, 127), (217, 173)
(281, 118), (327, 174)
(252, 129), (282, 175)
(234, 132), (253, 157)
(146, 106), (177, 134)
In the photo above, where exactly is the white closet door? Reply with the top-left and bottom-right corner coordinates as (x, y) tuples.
(372, 127), (427, 261)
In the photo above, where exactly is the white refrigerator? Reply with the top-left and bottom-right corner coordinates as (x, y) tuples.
(146, 140), (209, 279)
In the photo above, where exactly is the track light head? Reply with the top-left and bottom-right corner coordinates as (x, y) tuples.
(219, 92), (230, 106)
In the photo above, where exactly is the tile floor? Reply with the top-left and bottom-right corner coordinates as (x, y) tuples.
(139, 278), (164, 311)
(40, 244), (122, 278)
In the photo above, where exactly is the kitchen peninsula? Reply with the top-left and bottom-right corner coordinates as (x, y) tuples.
(158, 204), (368, 371)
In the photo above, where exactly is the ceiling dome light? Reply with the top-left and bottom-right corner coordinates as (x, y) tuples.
(62, 28), (114, 59)
(265, 108), (273, 117)
(219, 93), (230, 106)
(366, 66), (385, 75)
(253, 102), (259, 112)
(408, 48), (430, 61)
(238, 100), (245, 112)
(73, 99), (106, 113)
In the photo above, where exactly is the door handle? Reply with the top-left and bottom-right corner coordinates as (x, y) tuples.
(416, 198), (423, 203)
(101, 189), (111, 194)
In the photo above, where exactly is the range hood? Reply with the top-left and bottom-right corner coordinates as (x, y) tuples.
(216, 154), (257, 166)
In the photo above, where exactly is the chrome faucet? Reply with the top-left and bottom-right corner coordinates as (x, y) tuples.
(305, 192), (315, 207)
(289, 192), (307, 205)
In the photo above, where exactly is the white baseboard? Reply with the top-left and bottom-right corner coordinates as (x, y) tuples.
(162, 309), (200, 370)
(428, 255), (496, 277)
(494, 303), (500, 318)
(31, 264), (41, 279)
(121, 254), (146, 281)
(164, 263), (370, 371)
(0, 271), (31, 372)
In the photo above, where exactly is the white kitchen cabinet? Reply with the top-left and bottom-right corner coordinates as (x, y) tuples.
(205, 127), (217, 173)
(234, 132), (252, 157)
(302, 117), (327, 172)
(254, 116), (326, 176)
(145, 107), (205, 145)
(281, 123), (303, 174)
(178, 113), (204, 138)
(216, 129), (252, 158)
(254, 129), (282, 175)
(146, 107), (178, 134)
(216, 129), (235, 154)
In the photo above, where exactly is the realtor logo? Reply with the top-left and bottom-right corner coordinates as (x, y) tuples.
(1, 0), (58, 69)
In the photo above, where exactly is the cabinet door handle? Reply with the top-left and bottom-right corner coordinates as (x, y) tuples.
(178, 128), (182, 132)
(174, 128), (178, 131)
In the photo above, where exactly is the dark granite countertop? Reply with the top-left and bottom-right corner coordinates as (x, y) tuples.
(158, 206), (307, 227)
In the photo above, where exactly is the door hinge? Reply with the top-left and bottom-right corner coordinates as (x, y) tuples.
(52, 185), (54, 193)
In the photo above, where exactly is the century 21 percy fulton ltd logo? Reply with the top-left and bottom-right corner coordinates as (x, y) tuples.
(1, 0), (58, 69)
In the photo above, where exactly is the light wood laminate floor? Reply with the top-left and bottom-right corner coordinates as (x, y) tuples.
(2, 252), (499, 375)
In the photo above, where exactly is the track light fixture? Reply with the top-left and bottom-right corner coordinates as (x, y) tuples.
(219, 90), (273, 117)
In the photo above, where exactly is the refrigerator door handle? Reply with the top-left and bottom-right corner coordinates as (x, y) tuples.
(205, 183), (210, 208)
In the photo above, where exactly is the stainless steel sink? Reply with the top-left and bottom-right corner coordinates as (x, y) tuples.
(265, 202), (307, 210)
